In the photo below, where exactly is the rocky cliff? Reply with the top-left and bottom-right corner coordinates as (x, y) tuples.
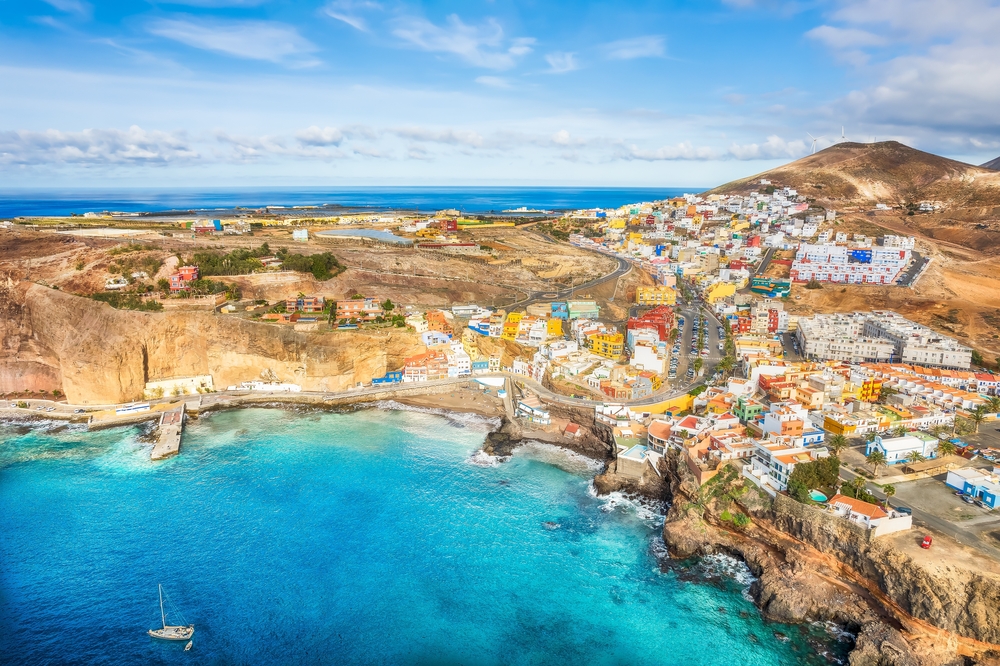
(655, 450), (1000, 665)
(2, 283), (427, 404)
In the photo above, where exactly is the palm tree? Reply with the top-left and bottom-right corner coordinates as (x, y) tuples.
(827, 434), (849, 457)
(716, 356), (735, 378)
(890, 425), (907, 439)
(850, 475), (868, 495)
(882, 484), (896, 509)
(937, 440), (956, 457)
(928, 424), (947, 440)
(969, 405), (988, 434)
(864, 431), (879, 445)
(984, 394), (1000, 412)
(866, 450), (887, 478)
(905, 450), (925, 466)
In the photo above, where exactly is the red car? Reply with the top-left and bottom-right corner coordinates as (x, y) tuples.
(920, 535), (933, 549)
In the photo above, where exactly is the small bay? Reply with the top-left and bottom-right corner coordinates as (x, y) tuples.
(0, 408), (849, 665)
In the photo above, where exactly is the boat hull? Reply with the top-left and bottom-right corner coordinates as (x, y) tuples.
(148, 625), (194, 641)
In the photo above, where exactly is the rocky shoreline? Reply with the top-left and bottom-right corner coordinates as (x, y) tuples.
(587, 444), (1000, 666)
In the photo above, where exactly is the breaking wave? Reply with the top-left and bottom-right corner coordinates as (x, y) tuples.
(368, 400), (501, 432)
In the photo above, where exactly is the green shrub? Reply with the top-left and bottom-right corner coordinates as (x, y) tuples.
(91, 291), (163, 312)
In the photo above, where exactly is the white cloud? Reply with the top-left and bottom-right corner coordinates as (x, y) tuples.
(475, 75), (512, 89)
(806, 25), (884, 49)
(0, 126), (197, 165)
(807, 0), (1000, 139)
(545, 52), (579, 74)
(296, 126), (344, 146)
(322, 0), (381, 32)
(392, 14), (532, 70)
(147, 17), (320, 66)
(602, 35), (665, 60)
(623, 142), (720, 161)
(727, 135), (807, 160)
(391, 127), (484, 148)
(42, 0), (91, 18)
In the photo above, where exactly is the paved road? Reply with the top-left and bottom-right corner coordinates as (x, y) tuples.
(895, 251), (927, 287)
(510, 229), (632, 307)
(753, 247), (776, 277)
(839, 466), (1000, 560)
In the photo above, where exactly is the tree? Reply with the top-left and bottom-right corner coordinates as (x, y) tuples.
(971, 349), (984, 367)
(905, 450), (925, 466)
(157, 278), (170, 293)
(850, 475), (868, 494)
(890, 425), (907, 439)
(716, 356), (735, 378)
(882, 484), (896, 509)
(866, 449), (887, 478)
(669, 328), (680, 343)
(864, 431), (879, 444)
(987, 396), (1000, 414)
(937, 440), (956, 457)
(693, 358), (704, 374)
(382, 299), (395, 312)
(827, 433), (849, 457)
(969, 405), (988, 433)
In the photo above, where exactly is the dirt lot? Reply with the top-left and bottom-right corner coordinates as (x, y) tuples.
(786, 223), (1000, 367)
(0, 225), (618, 313)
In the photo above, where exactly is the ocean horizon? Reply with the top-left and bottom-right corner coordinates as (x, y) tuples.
(0, 407), (851, 665)
(0, 186), (702, 218)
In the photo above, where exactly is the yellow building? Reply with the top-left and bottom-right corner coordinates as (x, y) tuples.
(588, 332), (624, 360)
(705, 282), (736, 303)
(502, 312), (523, 341)
(635, 285), (676, 306)
(547, 318), (563, 337)
(609, 219), (626, 230)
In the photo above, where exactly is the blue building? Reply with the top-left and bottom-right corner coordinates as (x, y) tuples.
(551, 302), (568, 319)
(468, 321), (490, 335)
(372, 371), (403, 385)
(472, 360), (490, 374)
(946, 468), (999, 508)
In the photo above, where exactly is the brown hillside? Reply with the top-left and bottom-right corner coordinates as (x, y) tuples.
(707, 141), (1000, 207)
(982, 155), (1000, 171)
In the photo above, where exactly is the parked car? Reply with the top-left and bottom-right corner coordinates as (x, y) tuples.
(920, 535), (932, 549)
(962, 495), (976, 505)
(894, 506), (912, 515)
(74, 408), (85, 414)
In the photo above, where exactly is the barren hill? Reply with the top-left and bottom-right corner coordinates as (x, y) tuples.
(982, 155), (1000, 171)
(707, 141), (1000, 207)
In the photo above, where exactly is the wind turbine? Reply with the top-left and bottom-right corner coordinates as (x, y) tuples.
(807, 132), (825, 154)
(840, 127), (847, 142)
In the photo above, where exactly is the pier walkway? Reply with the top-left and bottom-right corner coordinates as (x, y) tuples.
(151, 404), (185, 460)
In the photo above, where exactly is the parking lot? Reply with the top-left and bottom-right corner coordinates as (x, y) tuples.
(884, 475), (1000, 559)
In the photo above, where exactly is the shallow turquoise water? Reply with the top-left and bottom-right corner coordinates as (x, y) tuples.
(0, 408), (850, 665)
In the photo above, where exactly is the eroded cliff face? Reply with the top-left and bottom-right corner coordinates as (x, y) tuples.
(656, 450), (1000, 665)
(5, 284), (426, 404)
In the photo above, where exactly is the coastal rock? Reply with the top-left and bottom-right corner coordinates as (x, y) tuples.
(3, 284), (427, 404)
(482, 416), (522, 458)
(848, 622), (921, 666)
(654, 448), (1000, 664)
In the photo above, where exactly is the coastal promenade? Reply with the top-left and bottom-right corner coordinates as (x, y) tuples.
(0, 367), (697, 428)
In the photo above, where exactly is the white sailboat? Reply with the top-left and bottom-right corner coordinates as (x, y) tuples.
(147, 584), (194, 641)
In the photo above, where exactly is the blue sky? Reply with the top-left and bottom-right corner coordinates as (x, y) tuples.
(1, 0), (999, 187)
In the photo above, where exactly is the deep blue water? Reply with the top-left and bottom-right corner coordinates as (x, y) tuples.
(0, 408), (850, 665)
(0, 187), (695, 218)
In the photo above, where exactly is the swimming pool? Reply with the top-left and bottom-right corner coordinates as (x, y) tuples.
(809, 490), (828, 502)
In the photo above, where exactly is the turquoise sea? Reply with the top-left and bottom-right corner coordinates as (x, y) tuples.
(0, 407), (851, 665)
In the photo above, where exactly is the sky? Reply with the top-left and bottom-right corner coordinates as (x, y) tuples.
(1, 0), (999, 188)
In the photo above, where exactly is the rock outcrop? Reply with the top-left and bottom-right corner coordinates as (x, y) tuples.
(652, 449), (1000, 664)
(2, 284), (427, 404)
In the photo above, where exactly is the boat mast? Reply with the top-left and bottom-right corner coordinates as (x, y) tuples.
(159, 584), (166, 628)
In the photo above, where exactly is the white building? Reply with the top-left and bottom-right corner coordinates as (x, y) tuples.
(862, 311), (972, 369)
(866, 432), (939, 465)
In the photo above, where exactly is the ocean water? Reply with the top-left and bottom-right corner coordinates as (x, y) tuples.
(0, 187), (694, 218)
(0, 408), (850, 665)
